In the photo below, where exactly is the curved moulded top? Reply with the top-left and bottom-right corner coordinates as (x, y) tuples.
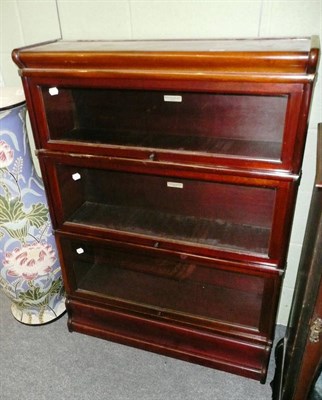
(12, 36), (320, 83)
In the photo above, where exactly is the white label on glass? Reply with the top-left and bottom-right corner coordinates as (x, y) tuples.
(49, 87), (59, 96)
(76, 248), (84, 255)
(167, 181), (183, 189)
(164, 95), (182, 103)
(72, 173), (81, 181)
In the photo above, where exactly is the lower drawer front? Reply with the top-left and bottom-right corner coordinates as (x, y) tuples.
(67, 297), (270, 382)
(57, 234), (280, 335)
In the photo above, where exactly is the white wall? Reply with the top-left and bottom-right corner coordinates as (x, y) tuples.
(1, 0), (321, 325)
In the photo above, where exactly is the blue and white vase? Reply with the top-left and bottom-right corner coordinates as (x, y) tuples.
(0, 87), (65, 324)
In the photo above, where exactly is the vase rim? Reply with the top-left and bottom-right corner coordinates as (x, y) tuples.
(0, 87), (25, 111)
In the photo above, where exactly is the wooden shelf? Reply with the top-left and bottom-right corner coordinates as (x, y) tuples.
(69, 201), (271, 255)
(62, 128), (282, 161)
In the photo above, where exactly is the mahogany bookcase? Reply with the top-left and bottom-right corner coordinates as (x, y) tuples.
(12, 37), (319, 383)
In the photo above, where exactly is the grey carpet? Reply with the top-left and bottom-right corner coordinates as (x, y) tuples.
(0, 290), (284, 400)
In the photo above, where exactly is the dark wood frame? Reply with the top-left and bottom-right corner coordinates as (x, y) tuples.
(272, 124), (322, 399)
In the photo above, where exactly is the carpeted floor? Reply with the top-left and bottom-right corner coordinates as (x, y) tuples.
(0, 290), (284, 400)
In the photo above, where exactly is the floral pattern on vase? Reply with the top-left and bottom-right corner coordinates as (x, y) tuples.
(0, 95), (65, 325)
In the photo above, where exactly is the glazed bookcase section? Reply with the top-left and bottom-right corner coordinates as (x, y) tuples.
(56, 232), (280, 381)
(12, 37), (319, 173)
(39, 86), (287, 164)
(29, 80), (306, 172)
(57, 233), (280, 336)
(39, 155), (297, 263)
